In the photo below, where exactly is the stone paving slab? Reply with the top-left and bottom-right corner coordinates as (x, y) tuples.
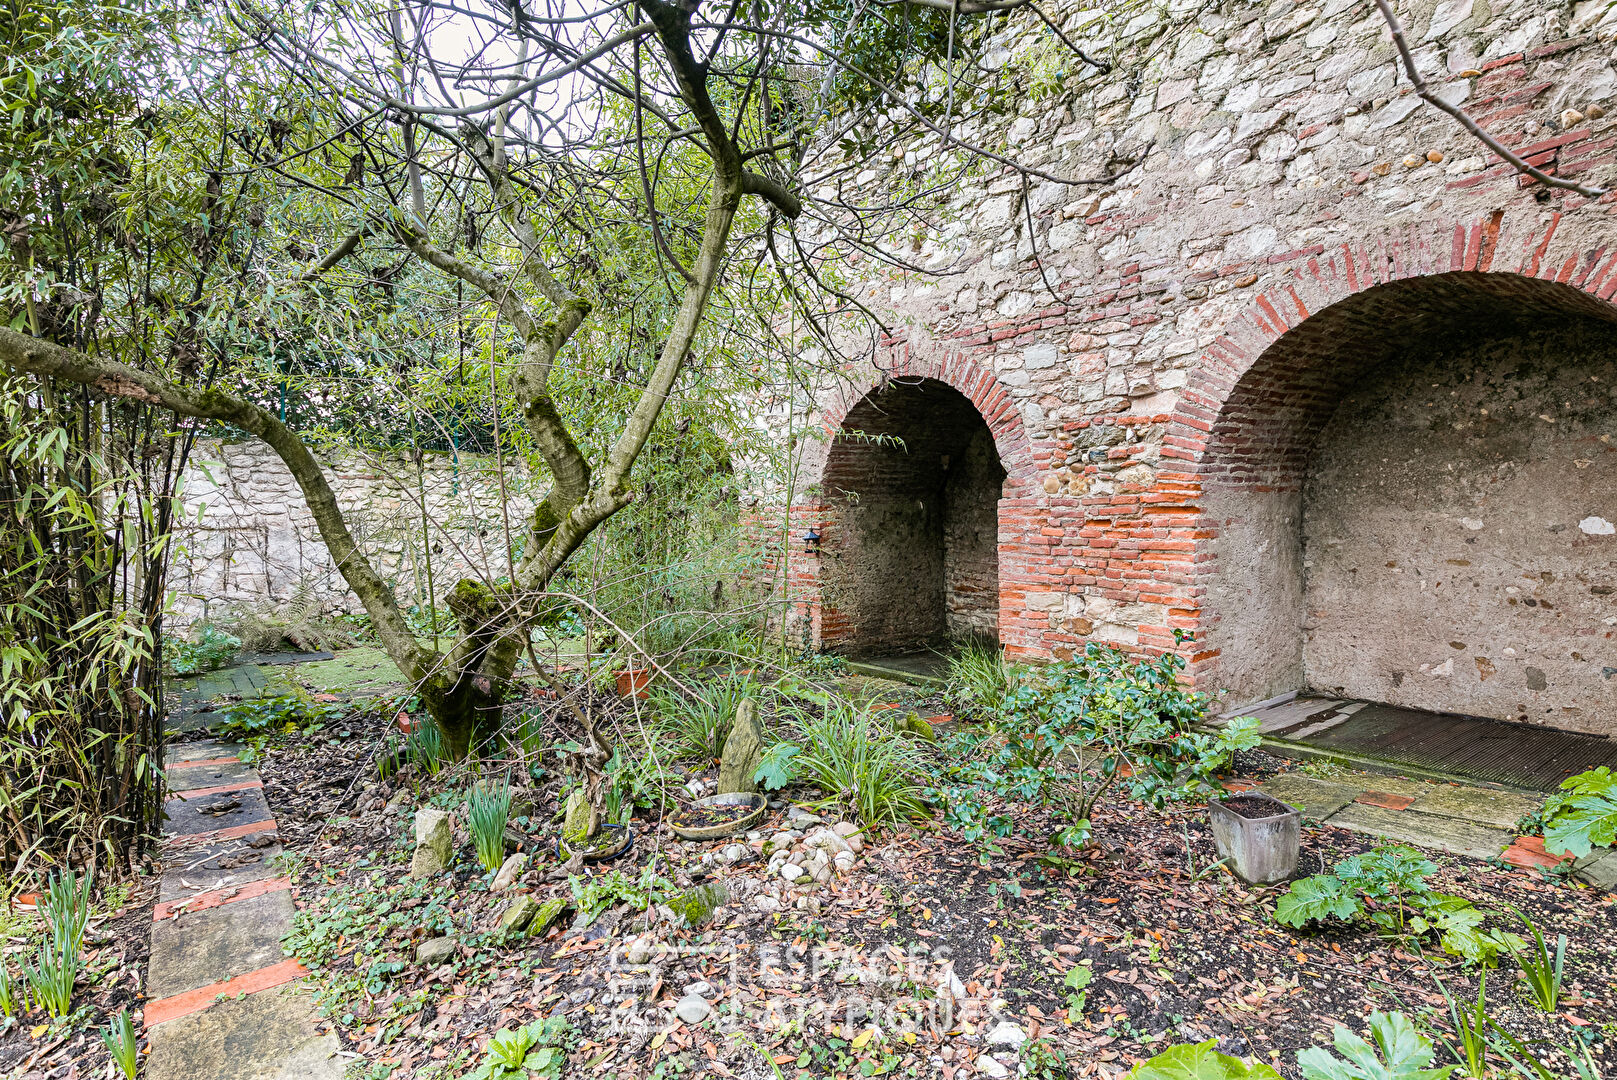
(167, 758), (258, 792)
(1258, 775), (1362, 820)
(1573, 850), (1617, 890)
(165, 741), (247, 765)
(162, 784), (275, 838)
(156, 835), (285, 903)
(145, 985), (342, 1080)
(1407, 784), (1543, 831)
(147, 886), (298, 1000)
(1325, 803), (1512, 861)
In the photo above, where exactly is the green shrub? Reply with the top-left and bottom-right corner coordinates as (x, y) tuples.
(406, 719), (446, 776)
(651, 675), (752, 761)
(23, 935), (77, 1019)
(945, 636), (1016, 714)
(929, 642), (1254, 848)
(215, 694), (347, 742)
(788, 699), (928, 829)
(1125, 1041), (1282, 1080)
(1539, 766), (1617, 858)
(166, 624), (241, 675)
(1508, 905), (1565, 1012)
(102, 1006), (139, 1078)
(0, 956), (17, 1017)
(1275, 846), (1521, 965)
(42, 867), (93, 956)
(468, 1016), (573, 1080)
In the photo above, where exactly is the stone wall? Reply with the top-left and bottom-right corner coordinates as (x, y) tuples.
(749, 0), (1617, 731)
(1303, 317), (1617, 733)
(171, 439), (536, 625)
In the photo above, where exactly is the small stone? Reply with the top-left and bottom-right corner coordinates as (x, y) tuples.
(1402, 154), (1421, 168)
(1232, 273), (1258, 288)
(756, 895), (781, 912)
(975, 1055), (1010, 1078)
(491, 852), (528, 891)
(896, 713), (936, 740)
(415, 936), (456, 965)
(409, 807), (453, 880)
(497, 894), (541, 933)
(1425, 150), (1444, 163)
(674, 995), (711, 1025)
(717, 698), (766, 794)
(1562, 109), (1585, 127)
(1370, 161), (1392, 176)
(720, 843), (751, 864)
(834, 851), (856, 872)
(1588, 104), (1608, 120)
(625, 938), (653, 964)
(1042, 475), (1061, 494)
(685, 981), (714, 999)
(986, 1022), (1027, 1047)
(665, 882), (729, 928)
(529, 897), (570, 937)
(562, 790), (597, 847)
(781, 863), (803, 882)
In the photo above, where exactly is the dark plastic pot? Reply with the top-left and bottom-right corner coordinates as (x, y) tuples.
(1208, 791), (1301, 884)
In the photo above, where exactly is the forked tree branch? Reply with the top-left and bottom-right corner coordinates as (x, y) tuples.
(0, 326), (437, 680)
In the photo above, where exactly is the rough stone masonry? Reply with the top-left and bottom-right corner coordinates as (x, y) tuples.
(747, 0), (1617, 734)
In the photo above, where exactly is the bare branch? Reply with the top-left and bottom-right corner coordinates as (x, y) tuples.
(1372, 0), (1607, 200)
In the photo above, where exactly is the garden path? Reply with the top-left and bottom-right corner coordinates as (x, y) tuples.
(143, 738), (342, 1080)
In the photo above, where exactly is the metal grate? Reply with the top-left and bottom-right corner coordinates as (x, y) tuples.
(1260, 698), (1617, 792)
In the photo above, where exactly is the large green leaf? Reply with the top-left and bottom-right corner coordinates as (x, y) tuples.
(1542, 767), (1617, 858)
(1127, 1041), (1284, 1080)
(1296, 1012), (1457, 1080)
(1274, 875), (1362, 928)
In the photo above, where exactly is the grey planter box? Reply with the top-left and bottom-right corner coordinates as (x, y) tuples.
(1209, 791), (1301, 884)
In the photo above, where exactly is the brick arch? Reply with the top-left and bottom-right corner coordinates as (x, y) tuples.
(1164, 210), (1617, 476)
(1160, 209), (1617, 706)
(794, 343), (1040, 655)
(806, 343), (1038, 496)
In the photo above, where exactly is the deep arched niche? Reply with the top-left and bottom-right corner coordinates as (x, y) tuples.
(818, 378), (1007, 657)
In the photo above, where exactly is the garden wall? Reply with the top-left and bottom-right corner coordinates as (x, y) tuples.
(170, 439), (536, 626)
(749, 0), (1617, 732)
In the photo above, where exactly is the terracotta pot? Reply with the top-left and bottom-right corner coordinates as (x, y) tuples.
(1208, 791), (1301, 884)
(615, 668), (652, 698)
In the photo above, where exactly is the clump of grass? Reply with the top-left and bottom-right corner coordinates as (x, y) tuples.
(103, 1006), (139, 1078)
(407, 720), (445, 776)
(0, 955), (18, 1017)
(946, 636), (1015, 714)
(1510, 905), (1565, 1012)
(43, 868), (93, 955)
(468, 778), (512, 874)
(790, 699), (929, 830)
(652, 675), (752, 760)
(23, 935), (77, 1020)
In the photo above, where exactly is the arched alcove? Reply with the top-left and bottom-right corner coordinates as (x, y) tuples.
(818, 378), (1008, 657)
(1194, 271), (1617, 733)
